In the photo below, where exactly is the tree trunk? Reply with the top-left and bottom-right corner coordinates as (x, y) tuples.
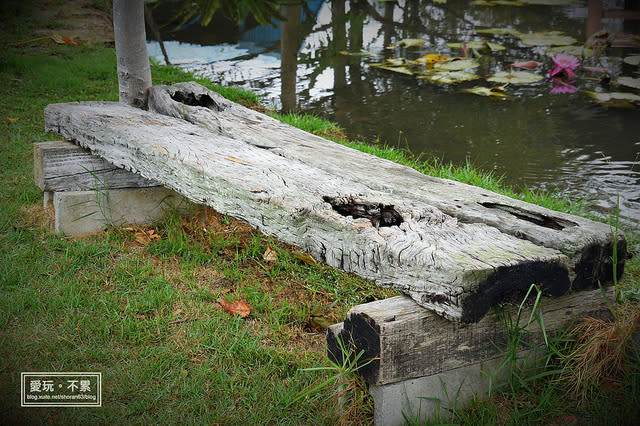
(113, 0), (151, 107)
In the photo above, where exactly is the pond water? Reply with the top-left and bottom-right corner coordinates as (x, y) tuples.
(147, 0), (640, 225)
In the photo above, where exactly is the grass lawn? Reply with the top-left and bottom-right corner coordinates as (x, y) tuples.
(1, 1), (639, 424)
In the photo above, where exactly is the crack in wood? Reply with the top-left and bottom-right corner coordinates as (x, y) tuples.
(479, 202), (578, 231)
(323, 195), (403, 228)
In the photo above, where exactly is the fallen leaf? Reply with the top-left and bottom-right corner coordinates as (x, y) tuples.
(263, 245), (277, 262)
(309, 315), (332, 331)
(135, 229), (159, 245)
(6, 118), (18, 123)
(172, 309), (183, 316)
(63, 35), (81, 46)
(50, 33), (65, 44)
(295, 252), (317, 265)
(510, 61), (542, 69)
(217, 298), (251, 318)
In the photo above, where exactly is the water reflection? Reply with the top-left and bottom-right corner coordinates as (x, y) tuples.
(147, 0), (640, 225)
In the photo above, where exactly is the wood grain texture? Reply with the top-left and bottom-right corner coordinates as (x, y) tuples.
(34, 141), (158, 191)
(43, 83), (625, 322)
(328, 287), (614, 386)
(146, 83), (626, 292)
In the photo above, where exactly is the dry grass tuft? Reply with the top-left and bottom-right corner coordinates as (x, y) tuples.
(560, 302), (640, 403)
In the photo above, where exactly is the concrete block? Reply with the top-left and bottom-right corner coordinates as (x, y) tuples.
(53, 187), (192, 236)
(369, 350), (537, 425)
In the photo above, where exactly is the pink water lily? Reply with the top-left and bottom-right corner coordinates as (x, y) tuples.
(550, 53), (580, 77)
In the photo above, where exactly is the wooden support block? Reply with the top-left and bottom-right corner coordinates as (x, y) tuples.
(44, 83), (626, 322)
(328, 287), (614, 387)
(53, 187), (191, 236)
(328, 287), (613, 425)
(34, 140), (158, 192)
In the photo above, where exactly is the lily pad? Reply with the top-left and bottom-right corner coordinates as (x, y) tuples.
(623, 55), (640, 66)
(370, 64), (415, 75)
(447, 41), (506, 51)
(522, 0), (577, 4)
(464, 86), (510, 98)
(617, 77), (640, 90)
(339, 51), (373, 57)
(387, 38), (426, 49)
(476, 28), (521, 36)
(519, 31), (578, 46)
(434, 58), (480, 71)
(372, 58), (411, 67)
(472, 0), (525, 5)
(545, 45), (594, 57)
(487, 71), (544, 84)
(418, 71), (480, 84)
(586, 91), (640, 108)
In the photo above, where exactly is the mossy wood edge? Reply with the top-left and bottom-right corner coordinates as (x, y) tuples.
(43, 82), (625, 322)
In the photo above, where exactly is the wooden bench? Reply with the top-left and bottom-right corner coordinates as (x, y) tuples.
(40, 82), (626, 423)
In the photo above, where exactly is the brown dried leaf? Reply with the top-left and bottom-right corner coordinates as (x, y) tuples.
(134, 229), (160, 245)
(217, 298), (251, 318)
(51, 33), (65, 44)
(172, 309), (183, 317)
(263, 246), (277, 262)
(63, 35), (81, 46)
(6, 118), (18, 123)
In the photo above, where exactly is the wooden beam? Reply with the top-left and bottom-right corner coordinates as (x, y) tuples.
(34, 140), (158, 191)
(43, 83), (626, 322)
(328, 287), (614, 386)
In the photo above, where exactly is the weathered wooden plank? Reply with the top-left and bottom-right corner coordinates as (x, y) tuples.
(147, 83), (626, 293)
(328, 287), (614, 386)
(34, 140), (158, 191)
(43, 86), (625, 321)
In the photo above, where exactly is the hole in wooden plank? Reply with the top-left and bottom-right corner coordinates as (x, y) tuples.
(323, 195), (403, 228)
(170, 90), (223, 111)
(479, 202), (578, 231)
